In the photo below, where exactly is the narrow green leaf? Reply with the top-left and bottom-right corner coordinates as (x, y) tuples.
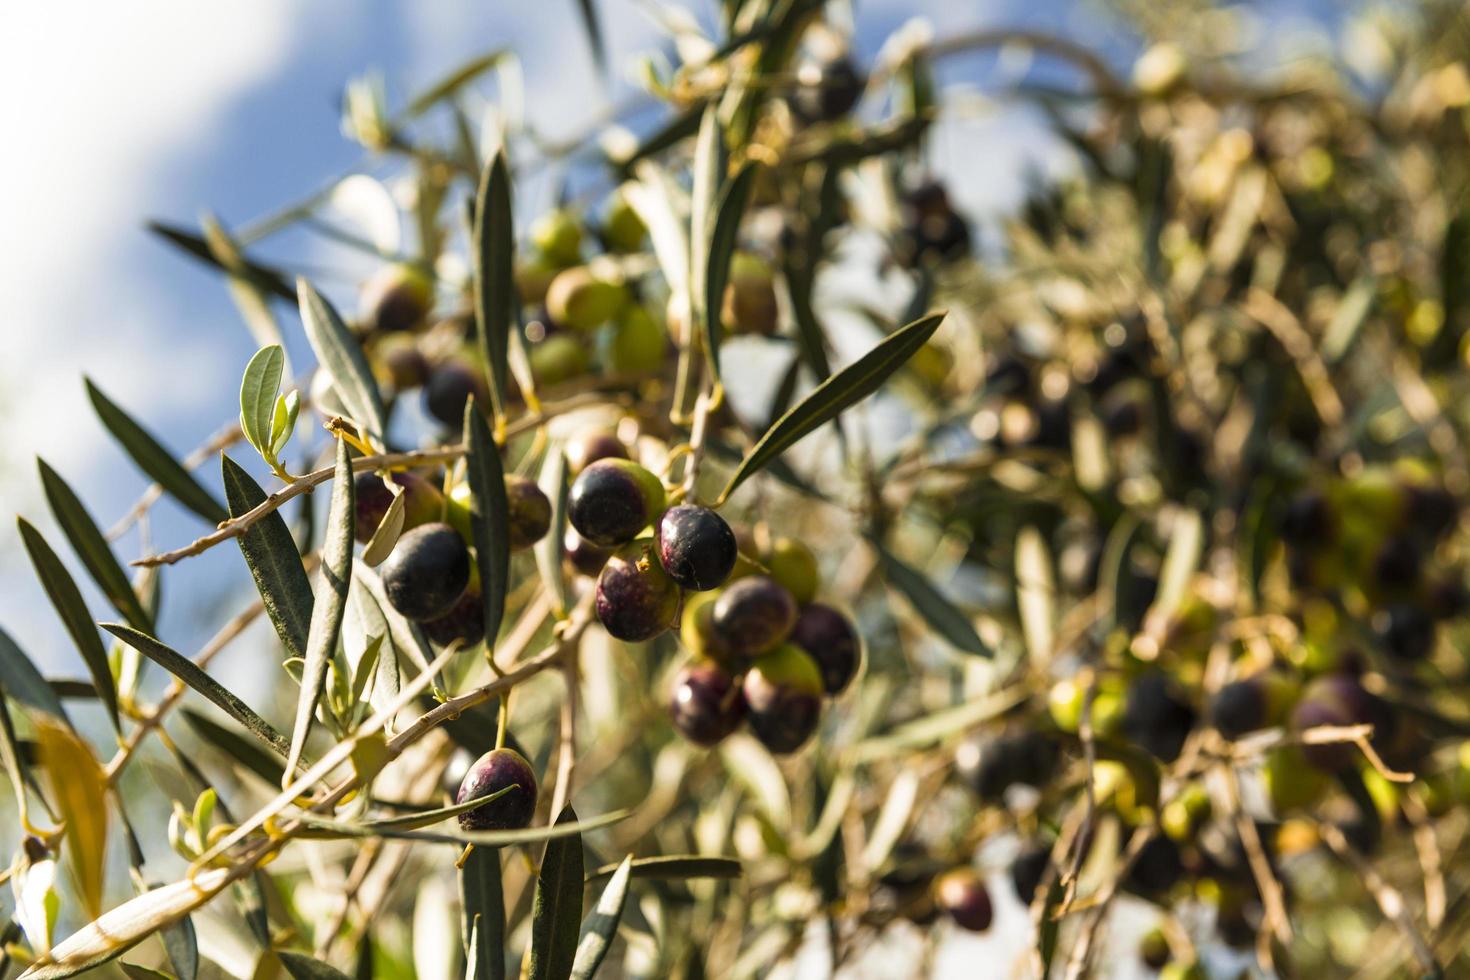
(222, 454), (313, 661)
(239, 346), (286, 459)
(287, 440), (355, 780)
(534, 452), (570, 618)
(584, 855), (741, 884)
(403, 49), (508, 118)
(269, 390), (300, 459)
(717, 313), (947, 502)
(573, 0), (607, 75)
(295, 808), (629, 847)
(465, 400), (510, 652)
(0, 627), (71, 724)
(529, 805), (585, 980)
(279, 951), (352, 980)
(37, 459), (152, 634)
(702, 161), (760, 381)
(101, 624), (294, 763)
(570, 855), (630, 980)
(689, 108), (723, 377)
(85, 379), (227, 525)
(160, 913), (199, 980)
(17, 518), (120, 732)
(146, 220), (296, 302)
(181, 708), (284, 787)
(203, 215), (284, 350)
(0, 682), (42, 823)
(361, 785), (518, 832)
(874, 543), (989, 657)
(297, 279), (387, 446)
(460, 844), (506, 980)
(472, 150), (514, 422)
(120, 965), (175, 980)
(612, 102), (704, 172)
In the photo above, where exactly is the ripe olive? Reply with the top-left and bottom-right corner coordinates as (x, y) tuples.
(380, 522), (471, 622)
(594, 539), (682, 642)
(656, 505), (738, 591)
(568, 458), (666, 547)
(456, 747), (537, 831)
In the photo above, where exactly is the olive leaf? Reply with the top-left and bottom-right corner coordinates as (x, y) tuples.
(103, 624), (293, 761)
(472, 149), (515, 422)
(460, 843), (506, 980)
(37, 458), (153, 634)
(181, 708), (285, 787)
(119, 965), (174, 980)
(465, 399), (510, 654)
(873, 542), (989, 657)
(701, 161), (760, 381)
(360, 482), (406, 567)
(717, 312), (947, 503)
(573, 0), (606, 75)
(17, 518), (120, 732)
(146, 220), (296, 302)
(278, 951), (353, 980)
(239, 345), (286, 461)
(689, 106), (723, 372)
(34, 720), (109, 919)
(222, 454), (313, 661)
(295, 807), (629, 846)
(297, 278), (387, 447)
(0, 626), (71, 725)
(402, 49), (508, 118)
(583, 855), (741, 884)
(85, 379), (227, 525)
(528, 805), (585, 980)
(203, 214), (284, 350)
(287, 439), (355, 781)
(158, 908), (199, 980)
(569, 855), (630, 980)
(269, 390), (300, 460)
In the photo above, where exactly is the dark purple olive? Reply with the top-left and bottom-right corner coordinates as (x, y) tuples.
(565, 432), (629, 476)
(564, 526), (612, 577)
(594, 539), (681, 642)
(742, 644), (823, 754)
(505, 475), (552, 551)
(380, 523), (471, 622)
(1374, 603), (1435, 661)
(656, 505), (738, 591)
(712, 575), (798, 658)
(568, 459), (666, 547)
(670, 658), (747, 746)
(353, 470), (445, 545)
(934, 868), (993, 932)
(456, 747), (537, 831)
(423, 361), (488, 430)
(1121, 672), (1197, 762)
(421, 587), (485, 649)
(789, 602), (860, 695)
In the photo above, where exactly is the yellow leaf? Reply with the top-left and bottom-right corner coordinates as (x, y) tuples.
(34, 720), (108, 918)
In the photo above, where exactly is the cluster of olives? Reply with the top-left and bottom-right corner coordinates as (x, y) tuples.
(358, 467), (551, 646)
(553, 432), (860, 756)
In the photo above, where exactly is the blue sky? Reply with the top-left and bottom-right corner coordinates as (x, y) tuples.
(0, 0), (1349, 682)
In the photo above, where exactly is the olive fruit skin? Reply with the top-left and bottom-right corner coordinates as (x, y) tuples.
(530, 209), (583, 268)
(788, 603), (860, 695)
(421, 587), (485, 649)
(423, 360), (488, 430)
(742, 643), (824, 754)
(656, 505), (738, 591)
(360, 263), (433, 334)
(670, 658), (747, 746)
(1292, 673), (1374, 771)
(546, 267), (625, 331)
(790, 55), (865, 122)
(712, 575), (799, 658)
(1010, 845), (1051, 903)
(956, 729), (1059, 800)
(505, 476), (553, 551)
(607, 304), (667, 375)
(901, 181), (971, 265)
(1138, 929), (1170, 970)
(602, 192), (647, 254)
(1263, 744), (1331, 813)
(594, 540), (682, 642)
(564, 527), (612, 578)
(1123, 835), (1183, 897)
(353, 470), (444, 545)
(380, 523), (471, 622)
(721, 253), (779, 336)
(1374, 602), (1435, 661)
(370, 333), (431, 391)
(678, 591), (738, 666)
(568, 459), (666, 547)
(765, 536), (819, 605)
(1121, 672), (1197, 763)
(565, 432), (628, 476)
(528, 334), (590, 386)
(1210, 671), (1295, 739)
(456, 747), (538, 831)
(933, 868), (993, 932)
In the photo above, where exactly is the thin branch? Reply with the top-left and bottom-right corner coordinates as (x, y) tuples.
(1320, 822), (1441, 976)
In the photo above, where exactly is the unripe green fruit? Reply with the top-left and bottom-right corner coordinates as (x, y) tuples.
(933, 868), (993, 932)
(514, 259), (557, 306)
(764, 536), (819, 605)
(679, 591), (739, 666)
(594, 539), (681, 642)
(568, 458), (666, 547)
(1048, 675), (1124, 736)
(721, 253), (779, 336)
(456, 747), (537, 831)
(546, 267), (626, 331)
(607, 304), (667, 375)
(1138, 928), (1170, 970)
(1263, 745), (1330, 814)
(1158, 960), (1205, 980)
(505, 475), (552, 551)
(531, 209), (584, 268)
(380, 522), (471, 622)
(602, 191), (647, 254)
(1161, 782), (1211, 841)
(743, 643), (824, 754)
(359, 263), (433, 334)
(528, 334), (590, 386)
(354, 470), (445, 545)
